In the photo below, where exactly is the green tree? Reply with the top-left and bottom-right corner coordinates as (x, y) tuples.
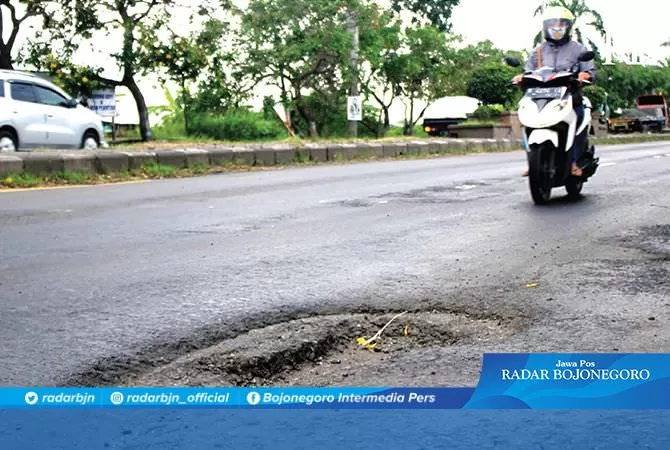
(441, 40), (521, 96)
(236, 0), (353, 138)
(390, 0), (460, 32)
(533, 0), (606, 55)
(466, 62), (518, 107)
(357, 4), (403, 136)
(595, 62), (670, 110)
(139, 17), (226, 134)
(20, 0), (225, 142)
(0, 0), (58, 69)
(385, 26), (452, 135)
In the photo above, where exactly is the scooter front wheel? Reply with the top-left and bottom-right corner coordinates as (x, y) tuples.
(529, 176), (552, 204)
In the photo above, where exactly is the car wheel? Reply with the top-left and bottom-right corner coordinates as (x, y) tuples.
(0, 130), (18, 152)
(81, 131), (99, 150)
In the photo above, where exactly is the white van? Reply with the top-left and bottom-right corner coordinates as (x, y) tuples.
(0, 69), (106, 151)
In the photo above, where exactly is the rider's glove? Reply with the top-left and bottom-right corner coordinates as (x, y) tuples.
(512, 74), (523, 84)
(578, 72), (591, 82)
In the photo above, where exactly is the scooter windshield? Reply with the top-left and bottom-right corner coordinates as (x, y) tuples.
(529, 66), (560, 82)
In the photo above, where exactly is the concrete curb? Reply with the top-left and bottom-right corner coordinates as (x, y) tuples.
(0, 134), (668, 178)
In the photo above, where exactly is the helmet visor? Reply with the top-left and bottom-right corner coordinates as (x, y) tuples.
(543, 18), (571, 40)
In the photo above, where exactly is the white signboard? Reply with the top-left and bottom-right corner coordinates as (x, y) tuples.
(89, 88), (117, 118)
(347, 96), (362, 121)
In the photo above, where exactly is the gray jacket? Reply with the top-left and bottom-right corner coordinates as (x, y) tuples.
(525, 40), (596, 82)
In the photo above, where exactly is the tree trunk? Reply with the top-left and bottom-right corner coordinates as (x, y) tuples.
(293, 88), (319, 138)
(0, 45), (12, 70)
(382, 106), (390, 137)
(181, 80), (189, 136)
(125, 77), (151, 141)
(404, 97), (416, 136)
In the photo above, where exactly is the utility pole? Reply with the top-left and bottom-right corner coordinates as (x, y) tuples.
(346, 10), (360, 138)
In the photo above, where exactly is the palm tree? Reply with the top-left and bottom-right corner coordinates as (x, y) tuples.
(533, 0), (606, 54)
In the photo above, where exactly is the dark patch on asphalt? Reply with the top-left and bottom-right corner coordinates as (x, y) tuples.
(581, 225), (670, 295)
(576, 259), (669, 296)
(122, 311), (521, 387)
(609, 224), (670, 258)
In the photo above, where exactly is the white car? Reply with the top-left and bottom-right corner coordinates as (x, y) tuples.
(0, 69), (107, 152)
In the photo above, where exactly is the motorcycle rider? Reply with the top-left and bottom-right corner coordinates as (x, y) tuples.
(514, 6), (597, 177)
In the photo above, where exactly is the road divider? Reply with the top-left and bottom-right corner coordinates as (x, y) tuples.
(1, 134), (669, 188)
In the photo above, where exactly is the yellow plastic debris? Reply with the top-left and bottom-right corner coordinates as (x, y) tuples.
(356, 337), (377, 351)
(526, 283), (539, 288)
(404, 325), (409, 336)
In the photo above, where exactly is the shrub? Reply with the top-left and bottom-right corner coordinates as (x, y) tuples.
(471, 104), (506, 121)
(189, 110), (286, 141)
(466, 62), (519, 107)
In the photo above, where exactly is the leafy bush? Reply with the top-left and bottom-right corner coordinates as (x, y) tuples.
(466, 62), (519, 107)
(188, 110), (286, 141)
(583, 85), (607, 111)
(471, 104), (505, 121)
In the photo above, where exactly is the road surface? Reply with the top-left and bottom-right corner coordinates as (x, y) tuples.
(1, 142), (668, 386)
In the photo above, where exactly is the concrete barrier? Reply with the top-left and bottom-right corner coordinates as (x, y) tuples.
(125, 151), (157, 170)
(253, 147), (277, 166)
(406, 140), (430, 155)
(261, 144), (294, 165)
(358, 142), (384, 158)
(62, 152), (97, 174)
(21, 153), (64, 175)
(183, 149), (210, 168)
(0, 155), (24, 176)
(305, 143), (328, 162)
(230, 149), (255, 166)
(327, 143), (358, 161)
(156, 150), (187, 169)
(208, 147), (236, 165)
(96, 152), (129, 174)
(382, 141), (407, 157)
(1, 134), (667, 181)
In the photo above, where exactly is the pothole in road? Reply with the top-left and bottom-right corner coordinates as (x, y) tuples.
(121, 310), (520, 387)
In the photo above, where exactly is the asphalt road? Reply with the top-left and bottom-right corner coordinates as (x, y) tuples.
(1, 142), (669, 386)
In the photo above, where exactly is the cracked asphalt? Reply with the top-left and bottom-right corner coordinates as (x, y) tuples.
(0, 142), (668, 386)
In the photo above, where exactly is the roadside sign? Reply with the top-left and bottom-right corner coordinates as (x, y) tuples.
(347, 96), (362, 121)
(89, 88), (117, 118)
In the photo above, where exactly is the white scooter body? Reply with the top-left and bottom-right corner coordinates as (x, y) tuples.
(517, 68), (592, 153)
(505, 50), (600, 205)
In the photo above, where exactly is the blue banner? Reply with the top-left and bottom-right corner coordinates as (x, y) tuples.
(2, 353), (669, 410)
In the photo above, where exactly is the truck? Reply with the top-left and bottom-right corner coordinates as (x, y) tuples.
(635, 93), (668, 131)
(422, 96), (481, 137)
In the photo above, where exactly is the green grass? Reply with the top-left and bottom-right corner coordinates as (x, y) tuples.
(189, 163), (210, 175)
(455, 120), (499, 127)
(54, 172), (89, 184)
(140, 162), (178, 178)
(2, 172), (43, 188)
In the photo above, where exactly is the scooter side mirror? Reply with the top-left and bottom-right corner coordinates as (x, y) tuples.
(579, 51), (595, 62)
(505, 56), (521, 68)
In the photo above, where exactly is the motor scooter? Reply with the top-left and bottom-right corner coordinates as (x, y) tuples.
(505, 51), (599, 204)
